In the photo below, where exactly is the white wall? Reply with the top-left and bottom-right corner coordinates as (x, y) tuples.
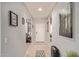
(0, 2), (1, 56)
(1, 2), (31, 57)
(51, 2), (79, 56)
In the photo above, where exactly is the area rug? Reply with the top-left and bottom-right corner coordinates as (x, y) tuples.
(35, 50), (45, 57)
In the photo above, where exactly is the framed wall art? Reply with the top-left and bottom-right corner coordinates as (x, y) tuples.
(59, 2), (73, 38)
(22, 17), (25, 25)
(9, 11), (18, 26)
(47, 21), (49, 32)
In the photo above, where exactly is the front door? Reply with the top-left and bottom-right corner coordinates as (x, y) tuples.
(35, 23), (45, 42)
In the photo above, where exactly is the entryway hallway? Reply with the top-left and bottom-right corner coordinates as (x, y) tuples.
(1, 2), (79, 57)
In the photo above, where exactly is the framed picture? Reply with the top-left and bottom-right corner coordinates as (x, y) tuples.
(27, 22), (31, 33)
(59, 2), (72, 38)
(50, 16), (52, 24)
(22, 17), (25, 25)
(9, 11), (18, 26)
(47, 21), (49, 32)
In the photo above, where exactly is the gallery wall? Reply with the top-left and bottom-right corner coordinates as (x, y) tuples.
(46, 16), (52, 43)
(51, 2), (79, 56)
(1, 2), (31, 56)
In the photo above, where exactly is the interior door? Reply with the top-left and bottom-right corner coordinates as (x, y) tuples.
(35, 23), (45, 42)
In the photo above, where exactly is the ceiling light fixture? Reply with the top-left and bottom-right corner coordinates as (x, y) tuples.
(38, 8), (42, 11)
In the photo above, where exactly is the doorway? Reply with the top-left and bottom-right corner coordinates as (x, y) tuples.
(35, 23), (45, 42)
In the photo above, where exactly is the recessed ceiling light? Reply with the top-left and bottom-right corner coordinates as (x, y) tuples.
(38, 8), (42, 11)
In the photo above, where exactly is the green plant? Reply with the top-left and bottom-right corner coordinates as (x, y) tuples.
(67, 51), (78, 57)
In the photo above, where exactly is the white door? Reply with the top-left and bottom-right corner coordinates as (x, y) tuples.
(35, 23), (45, 42)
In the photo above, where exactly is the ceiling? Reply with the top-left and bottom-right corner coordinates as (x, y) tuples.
(24, 2), (57, 18)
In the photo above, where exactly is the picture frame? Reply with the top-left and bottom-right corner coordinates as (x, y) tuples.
(22, 17), (25, 25)
(47, 21), (49, 32)
(59, 2), (73, 38)
(50, 16), (52, 24)
(9, 11), (18, 26)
